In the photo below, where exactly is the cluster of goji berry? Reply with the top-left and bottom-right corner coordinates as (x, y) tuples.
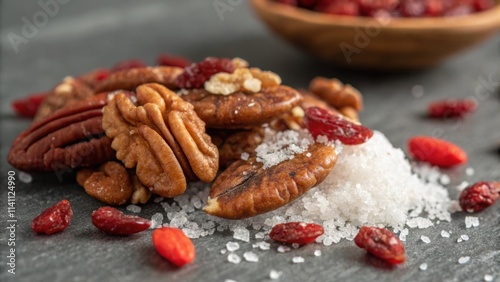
(274, 0), (495, 17)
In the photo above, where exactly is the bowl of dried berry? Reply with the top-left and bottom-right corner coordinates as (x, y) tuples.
(251, 0), (500, 70)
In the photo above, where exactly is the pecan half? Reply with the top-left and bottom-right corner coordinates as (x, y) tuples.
(94, 66), (182, 93)
(180, 85), (302, 129)
(204, 143), (337, 219)
(309, 77), (363, 111)
(102, 83), (218, 198)
(34, 77), (94, 121)
(208, 127), (265, 169)
(8, 93), (115, 172)
(77, 161), (133, 205)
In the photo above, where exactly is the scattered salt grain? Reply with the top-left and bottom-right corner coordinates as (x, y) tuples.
(228, 253), (241, 264)
(150, 213), (163, 229)
(233, 227), (250, 242)
(457, 181), (469, 191)
(465, 216), (479, 228)
(221, 249), (227, 255)
(292, 256), (305, 263)
(243, 251), (259, 262)
(420, 236), (431, 244)
(440, 230), (450, 238)
(458, 256), (470, 264)
(255, 232), (265, 239)
(253, 241), (271, 250)
(439, 174), (450, 185)
(314, 250), (322, 257)
(484, 274), (493, 281)
(465, 167), (474, 176)
(19, 171), (32, 183)
(399, 228), (409, 241)
(126, 204), (141, 213)
(241, 152), (250, 161)
(291, 243), (300, 249)
(270, 270), (282, 280)
(419, 263), (428, 271)
(460, 234), (469, 241)
(226, 241), (240, 252)
(153, 197), (164, 203)
(277, 245), (291, 253)
(225, 280), (237, 282)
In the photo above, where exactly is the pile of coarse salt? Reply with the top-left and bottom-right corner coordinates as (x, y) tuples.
(149, 128), (457, 245)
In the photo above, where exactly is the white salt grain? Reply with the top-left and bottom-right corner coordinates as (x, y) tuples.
(255, 232), (265, 239)
(228, 253), (241, 264)
(440, 230), (450, 238)
(314, 250), (322, 257)
(484, 274), (493, 281)
(243, 251), (259, 262)
(225, 280), (237, 282)
(465, 216), (479, 228)
(221, 249), (227, 255)
(153, 197), (164, 203)
(457, 181), (469, 191)
(253, 241), (270, 250)
(419, 263), (428, 271)
(241, 152), (250, 161)
(233, 227), (250, 242)
(458, 256), (470, 264)
(439, 174), (450, 185)
(292, 256), (305, 263)
(226, 241), (240, 252)
(19, 171), (32, 183)
(465, 168), (474, 176)
(460, 234), (469, 241)
(291, 243), (300, 249)
(420, 235), (431, 244)
(270, 270), (282, 280)
(150, 213), (164, 229)
(277, 246), (291, 253)
(399, 229), (409, 241)
(126, 204), (141, 213)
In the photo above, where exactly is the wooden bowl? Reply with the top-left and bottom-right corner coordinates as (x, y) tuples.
(251, 0), (500, 70)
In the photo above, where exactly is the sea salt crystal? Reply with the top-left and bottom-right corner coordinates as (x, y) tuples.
(126, 204), (141, 213)
(150, 213), (163, 229)
(484, 274), (493, 281)
(255, 232), (265, 239)
(465, 168), (474, 176)
(19, 171), (32, 183)
(226, 241), (240, 252)
(420, 236), (431, 244)
(419, 263), (428, 271)
(221, 249), (227, 255)
(458, 256), (470, 264)
(292, 243), (300, 249)
(323, 237), (333, 246)
(253, 241), (271, 250)
(153, 197), (164, 203)
(241, 152), (250, 161)
(243, 251), (259, 262)
(465, 216), (479, 228)
(270, 270), (282, 280)
(228, 253), (241, 264)
(457, 181), (469, 191)
(314, 250), (322, 257)
(439, 174), (450, 185)
(233, 227), (250, 242)
(460, 234), (469, 241)
(277, 246), (291, 253)
(225, 280), (237, 282)
(399, 229), (409, 241)
(440, 230), (450, 238)
(292, 256), (305, 263)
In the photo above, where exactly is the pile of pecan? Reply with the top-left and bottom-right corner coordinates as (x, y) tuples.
(8, 56), (366, 219)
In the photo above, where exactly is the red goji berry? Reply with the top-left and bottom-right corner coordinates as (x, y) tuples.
(91, 207), (151, 235)
(305, 106), (374, 145)
(269, 222), (324, 245)
(111, 59), (147, 72)
(32, 199), (73, 235)
(408, 136), (467, 168)
(12, 92), (48, 118)
(428, 99), (477, 118)
(156, 54), (192, 68)
(354, 226), (406, 265)
(175, 57), (235, 89)
(459, 181), (500, 213)
(152, 227), (195, 267)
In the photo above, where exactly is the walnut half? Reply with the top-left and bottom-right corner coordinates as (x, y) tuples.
(102, 83), (219, 198)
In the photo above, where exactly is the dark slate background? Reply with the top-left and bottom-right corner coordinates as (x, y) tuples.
(0, 1), (499, 281)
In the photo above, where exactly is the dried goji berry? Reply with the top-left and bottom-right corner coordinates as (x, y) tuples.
(354, 226), (406, 265)
(32, 199), (73, 235)
(315, 0), (360, 15)
(91, 206), (151, 235)
(156, 54), (191, 68)
(428, 99), (477, 118)
(275, 0), (298, 6)
(111, 59), (147, 72)
(408, 136), (467, 168)
(305, 106), (374, 145)
(152, 227), (195, 267)
(459, 181), (500, 213)
(12, 92), (48, 118)
(269, 222), (324, 245)
(175, 57), (235, 89)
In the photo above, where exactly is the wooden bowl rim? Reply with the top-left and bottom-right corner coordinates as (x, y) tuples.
(251, 0), (500, 30)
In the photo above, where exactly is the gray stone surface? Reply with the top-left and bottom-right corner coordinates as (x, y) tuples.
(0, 1), (499, 282)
